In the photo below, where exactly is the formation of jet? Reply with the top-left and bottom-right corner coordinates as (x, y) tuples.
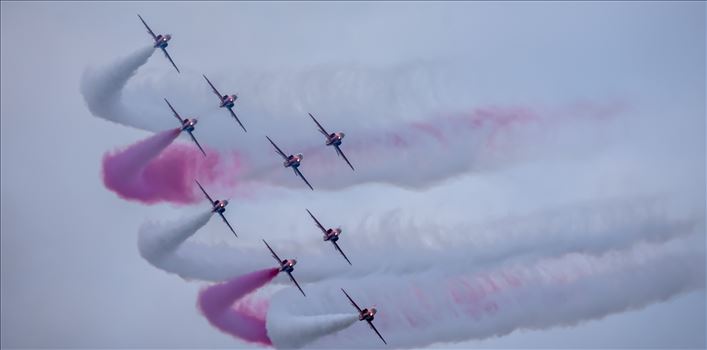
(308, 113), (354, 171)
(203, 75), (247, 132)
(306, 209), (351, 265)
(263, 240), (306, 297)
(132, 15), (388, 345)
(164, 98), (206, 157)
(195, 180), (237, 238)
(138, 14), (180, 73)
(266, 136), (314, 191)
(341, 288), (386, 344)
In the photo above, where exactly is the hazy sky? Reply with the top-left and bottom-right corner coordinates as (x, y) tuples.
(1, 1), (705, 348)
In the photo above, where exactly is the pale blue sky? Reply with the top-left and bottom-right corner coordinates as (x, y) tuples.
(1, 1), (704, 348)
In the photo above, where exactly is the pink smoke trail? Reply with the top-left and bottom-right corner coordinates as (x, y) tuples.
(102, 128), (243, 204)
(240, 102), (625, 192)
(268, 236), (703, 348)
(103, 102), (625, 204)
(198, 268), (280, 346)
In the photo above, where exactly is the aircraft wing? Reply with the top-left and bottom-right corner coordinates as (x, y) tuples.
(194, 179), (214, 203)
(306, 209), (327, 233)
(334, 145), (355, 171)
(308, 113), (329, 136)
(287, 271), (306, 297)
(137, 14), (157, 40)
(219, 212), (238, 238)
(202, 74), (222, 99)
(294, 167), (314, 191)
(262, 239), (282, 263)
(367, 321), (387, 345)
(164, 98), (183, 123)
(161, 47), (180, 73)
(228, 107), (247, 132)
(332, 241), (352, 265)
(341, 288), (363, 313)
(188, 131), (207, 157)
(266, 136), (288, 160)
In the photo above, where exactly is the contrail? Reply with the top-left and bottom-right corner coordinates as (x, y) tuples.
(231, 101), (627, 193)
(197, 268), (359, 349)
(82, 47), (628, 197)
(85, 45), (704, 349)
(265, 235), (704, 348)
(102, 128), (242, 204)
(136, 194), (701, 282)
(138, 208), (213, 267)
(266, 311), (359, 349)
(197, 268), (280, 346)
(80, 45), (155, 128)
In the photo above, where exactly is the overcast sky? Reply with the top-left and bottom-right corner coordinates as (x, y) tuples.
(1, 1), (705, 349)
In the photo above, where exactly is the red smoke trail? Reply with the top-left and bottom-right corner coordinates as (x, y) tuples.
(102, 128), (243, 204)
(102, 102), (623, 203)
(198, 268), (280, 346)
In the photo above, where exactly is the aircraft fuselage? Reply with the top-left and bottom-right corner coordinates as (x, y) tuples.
(325, 132), (344, 146)
(181, 119), (197, 132)
(359, 308), (376, 322)
(280, 259), (296, 273)
(284, 155), (302, 168)
(324, 228), (341, 242)
(220, 95), (237, 108)
(212, 200), (228, 213)
(153, 34), (171, 49)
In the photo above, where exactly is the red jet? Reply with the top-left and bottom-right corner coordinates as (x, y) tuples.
(308, 113), (354, 171)
(306, 209), (351, 265)
(265, 136), (313, 191)
(164, 99), (206, 157)
(341, 288), (386, 345)
(263, 240), (306, 297)
(195, 180), (237, 238)
(137, 14), (180, 73)
(203, 74), (247, 132)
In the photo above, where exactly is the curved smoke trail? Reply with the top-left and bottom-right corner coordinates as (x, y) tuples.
(197, 268), (280, 346)
(265, 235), (704, 348)
(80, 45), (156, 128)
(141, 212), (363, 347)
(138, 209), (213, 267)
(102, 128), (242, 204)
(86, 46), (703, 348)
(82, 45), (627, 199)
(235, 99), (629, 194)
(265, 312), (359, 349)
(137, 194), (701, 283)
(139, 206), (703, 348)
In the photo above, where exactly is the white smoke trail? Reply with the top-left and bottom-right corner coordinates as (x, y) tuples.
(265, 235), (704, 348)
(265, 313), (359, 349)
(80, 45), (155, 129)
(137, 209), (212, 277)
(80, 46), (634, 193)
(81, 58), (474, 135)
(136, 194), (701, 283)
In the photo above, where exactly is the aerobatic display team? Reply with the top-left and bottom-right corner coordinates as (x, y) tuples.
(75, 12), (705, 350)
